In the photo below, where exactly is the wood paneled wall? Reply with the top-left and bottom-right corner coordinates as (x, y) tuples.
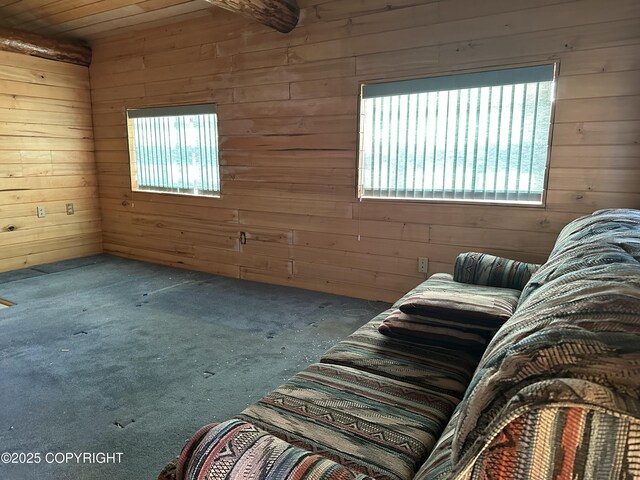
(90, 0), (640, 302)
(0, 50), (101, 272)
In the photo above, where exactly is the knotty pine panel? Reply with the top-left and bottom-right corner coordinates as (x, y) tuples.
(2, 241), (103, 274)
(555, 96), (640, 123)
(0, 51), (101, 272)
(90, 0), (640, 301)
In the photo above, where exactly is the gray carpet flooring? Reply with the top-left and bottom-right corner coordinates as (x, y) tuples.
(0, 255), (389, 480)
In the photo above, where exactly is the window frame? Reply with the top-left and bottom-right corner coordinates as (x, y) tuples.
(125, 103), (221, 198)
(356, 62), (559, 207)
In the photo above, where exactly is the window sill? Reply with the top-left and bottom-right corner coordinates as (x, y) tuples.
(358, 195), (546, 208)
(132, 188), (221, 199)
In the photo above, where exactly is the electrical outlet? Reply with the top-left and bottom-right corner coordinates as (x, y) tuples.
(66, 203), (75, 215)
(418, 257), (429, 274)
(37, 206), (46, 218)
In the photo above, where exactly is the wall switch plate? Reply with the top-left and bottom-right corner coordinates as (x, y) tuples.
(37, 206), (46, 218)
(66, 203), (75, 215)
(418, 257), (429, 273)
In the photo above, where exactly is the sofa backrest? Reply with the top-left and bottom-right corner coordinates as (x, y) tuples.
(448, 209), (640, 478)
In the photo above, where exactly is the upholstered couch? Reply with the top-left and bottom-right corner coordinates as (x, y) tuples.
(160, 208), (640, 480)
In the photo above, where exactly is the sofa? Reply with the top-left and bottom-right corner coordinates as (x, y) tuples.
(160, 208), (640, 480)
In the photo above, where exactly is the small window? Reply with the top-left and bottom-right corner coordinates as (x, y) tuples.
(126, 104), (220, 197)
(358, 64), (556, 204)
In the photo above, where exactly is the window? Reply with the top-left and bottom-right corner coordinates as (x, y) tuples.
(358, 64), (556, 204)
(126, 104), (220, 197)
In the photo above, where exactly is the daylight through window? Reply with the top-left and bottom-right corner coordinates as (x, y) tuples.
(127, 104), (220, 197)
(358, 64), (556, 204)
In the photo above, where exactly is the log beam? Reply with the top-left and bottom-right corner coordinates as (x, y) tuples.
(203, 0), (299, 33)
(0, 28), (91, 67)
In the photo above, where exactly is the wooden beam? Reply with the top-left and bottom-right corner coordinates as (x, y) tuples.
(0, 28), (91, 67)
(203, 0), (299, 33)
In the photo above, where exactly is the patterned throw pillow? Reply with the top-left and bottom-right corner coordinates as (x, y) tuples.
(453, 252), (540, 291)
(378, 309), (488, 351)
(398, 277), (521, 329)
(389, 309), (496, 332)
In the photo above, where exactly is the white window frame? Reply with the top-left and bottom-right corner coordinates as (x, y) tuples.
(357, 63), (558, 206)
(126, 104), (221, 198)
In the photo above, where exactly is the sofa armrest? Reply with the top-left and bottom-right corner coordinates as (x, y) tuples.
(453, 252), (540, 291)
(174, 419), (374, 480)
(457, 404), (640, 480)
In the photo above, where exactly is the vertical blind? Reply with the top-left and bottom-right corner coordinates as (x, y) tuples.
(127, 104), (220, 196)
(359, 65), (556, 203)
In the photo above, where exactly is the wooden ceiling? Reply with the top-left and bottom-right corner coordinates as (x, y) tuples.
(0, 0), (217, 42)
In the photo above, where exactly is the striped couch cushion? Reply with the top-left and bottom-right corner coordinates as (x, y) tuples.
(453, 252), (540, 291)
(378, 309), (488, 352)
(237, 362), (460, 480)
(182, 419), (374, 480)
(322, 275), (482, 396)
(398, 273), (520, 329)
(412, 404), (461, 480)
(321, 317), (480, 398)
(383, 309), (497, 334)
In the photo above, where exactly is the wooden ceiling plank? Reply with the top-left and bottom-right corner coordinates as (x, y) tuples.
(0, 0), (61, 24)
(0, 0), (300, 42)
(1, 11), (42, 30)
(68, 3), (212, 39)
(8, 0), (202, 34)
(26, 0), (142, 33)
(6, 0), (97, 32)
(138, 0), (198, 12)
(35, 5), (147, 36)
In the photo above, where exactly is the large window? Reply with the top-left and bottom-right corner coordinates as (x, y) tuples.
(126, 104), (220, 197)
(358, 64), (556, 204)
